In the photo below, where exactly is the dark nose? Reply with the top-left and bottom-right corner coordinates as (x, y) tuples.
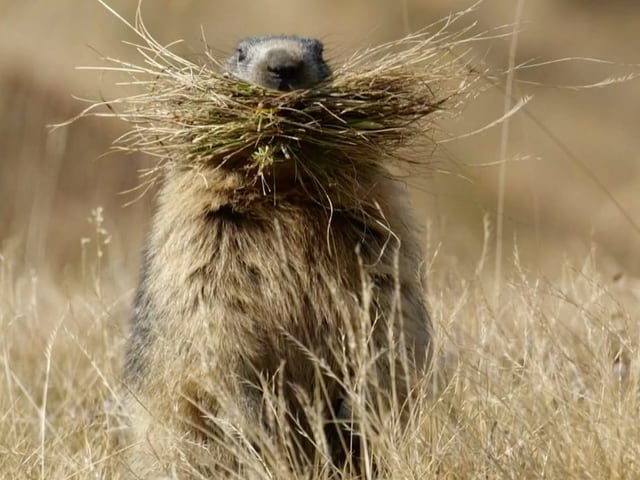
(265, 49), (303, 90)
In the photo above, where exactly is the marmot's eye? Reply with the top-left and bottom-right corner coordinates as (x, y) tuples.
(237, 47), (247, 62)
(312, 41), (324, 57)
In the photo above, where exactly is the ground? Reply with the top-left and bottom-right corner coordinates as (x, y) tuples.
(1, 1), (639, 478)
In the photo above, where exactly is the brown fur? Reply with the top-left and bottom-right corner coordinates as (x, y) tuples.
(121, 37), (432, 479)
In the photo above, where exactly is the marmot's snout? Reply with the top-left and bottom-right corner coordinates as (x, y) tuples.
(227, 35), (330, 91)
(264, 49), (304, 91)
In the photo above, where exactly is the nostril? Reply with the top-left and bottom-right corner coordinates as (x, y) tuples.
(263, 49), (305, 90)
(267, 64), (300, 80)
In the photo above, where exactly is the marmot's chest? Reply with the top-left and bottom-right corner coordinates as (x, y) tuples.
(188, 205), (388, 300)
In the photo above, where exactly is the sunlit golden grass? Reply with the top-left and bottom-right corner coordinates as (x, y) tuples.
(3, 1), (640, 478)
(2, 222), (639, 478)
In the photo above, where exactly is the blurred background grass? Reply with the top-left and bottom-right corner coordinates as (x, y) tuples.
(1, 0), (639, 283)
(1, 3), (639, 477)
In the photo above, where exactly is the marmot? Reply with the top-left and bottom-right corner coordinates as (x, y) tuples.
(122, 35), (432, 478)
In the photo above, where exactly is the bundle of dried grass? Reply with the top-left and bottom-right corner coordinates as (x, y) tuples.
(71, 2), (487, 200)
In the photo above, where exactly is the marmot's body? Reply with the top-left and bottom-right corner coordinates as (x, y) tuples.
(123, 36), (432, 478)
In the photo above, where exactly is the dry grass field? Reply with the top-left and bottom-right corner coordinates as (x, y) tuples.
(1, 0), (640, 478)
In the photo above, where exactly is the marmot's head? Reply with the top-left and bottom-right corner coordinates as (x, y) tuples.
(226, 35), (330, 91)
